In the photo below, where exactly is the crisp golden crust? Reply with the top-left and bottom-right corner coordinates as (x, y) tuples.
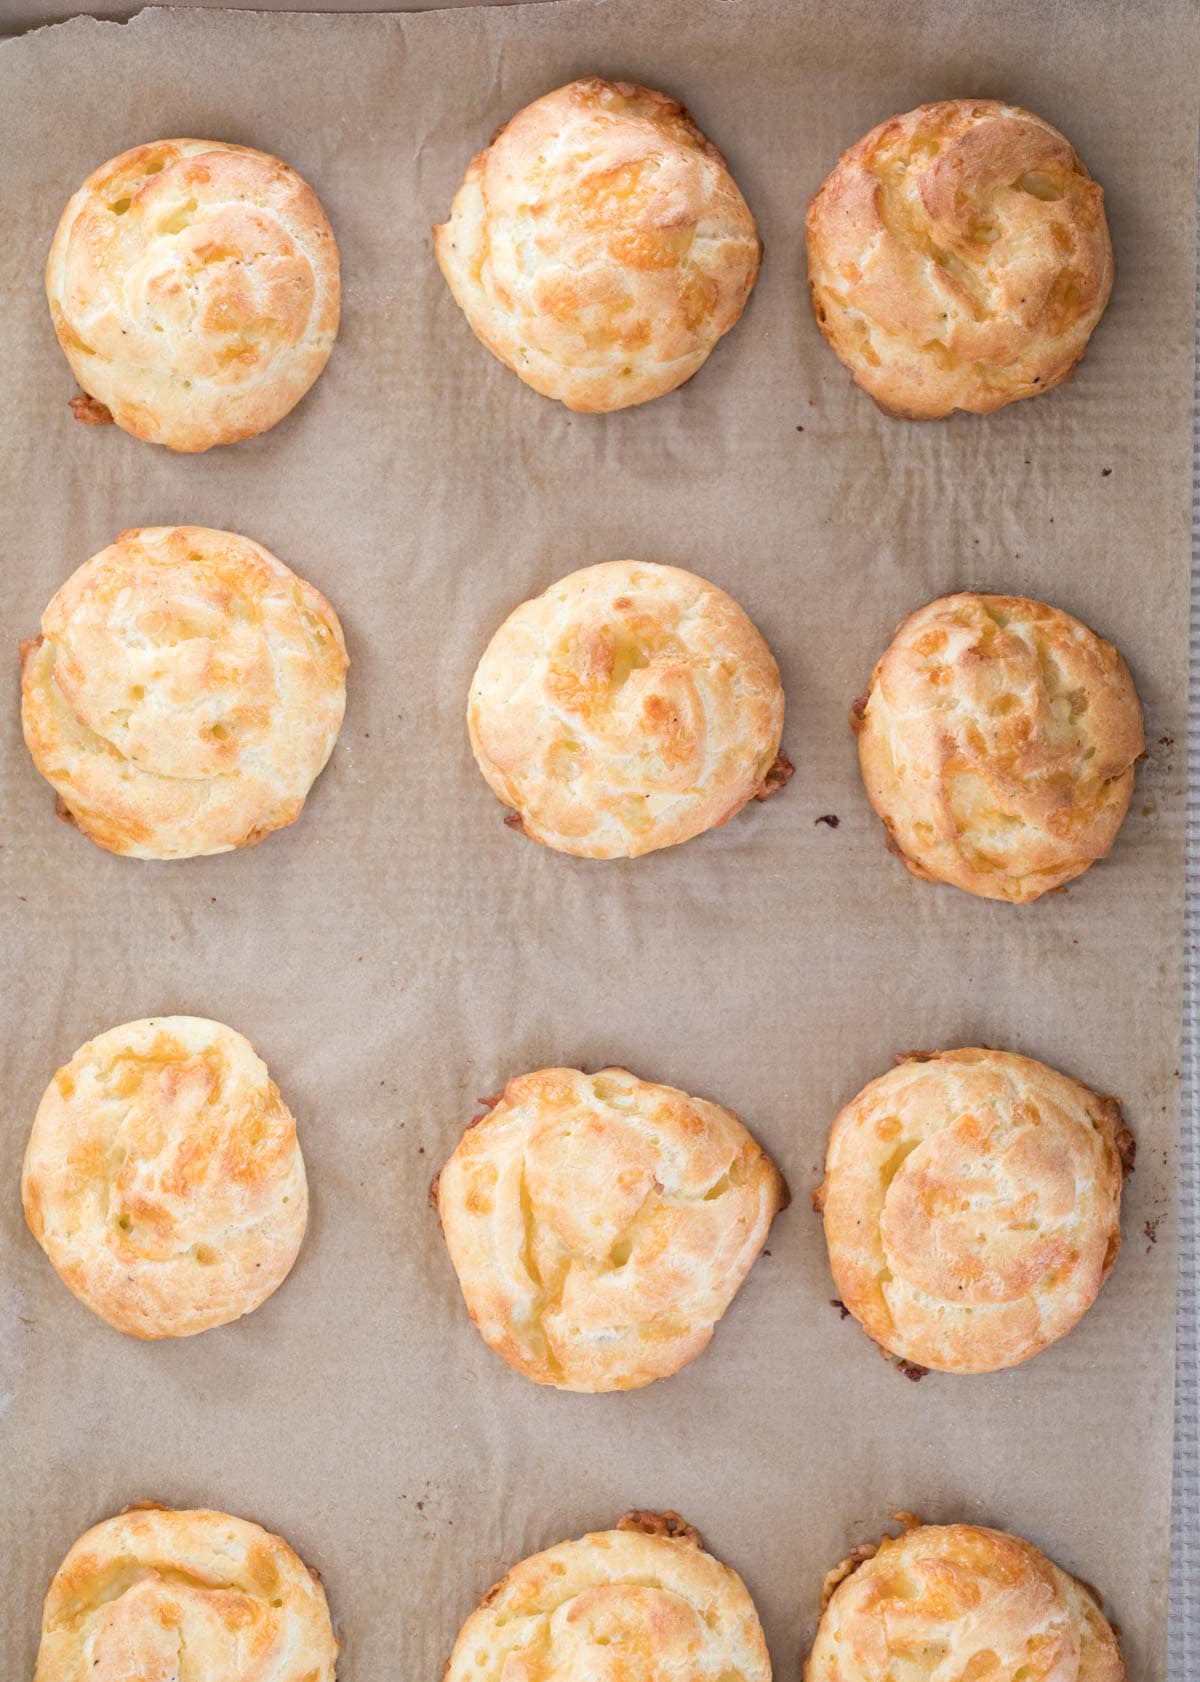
(816, 1049), (1129, 1374)
(806, 100), (1112, 418)
(444, 1512), (771, 1682)
(469, 561), (786, 858)
(854, 593), (1143, 903)
(46, 139), (339, 451)
(437, 1066), (785, 1391)
(434, 78), (760, 411)
(805, 1521), (1124, 1681)
(34, 1504), (337, 1681)
(21, 525), (348, 859)
(22, 1017), (307, 1339)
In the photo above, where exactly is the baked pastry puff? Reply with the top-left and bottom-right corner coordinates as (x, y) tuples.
(444, 1510), (770, 1682)
(806, 100), (1112, 418)
(435, 78), (760, 410)
(805, 1516), (1124, 1681)
(853, 593), (1143, 902)
(47, 140), (339, 450)
(23, 1016), (308, 1339)
(815, 1049), (1132, 1375)
(21, 525), (348, 859)
(469, 561), (790, 858)
(34, 1503), (337, 1681)
(435, 1066), (786, 1390)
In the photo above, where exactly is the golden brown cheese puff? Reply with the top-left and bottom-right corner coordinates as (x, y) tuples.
(807, 100), (1112, 418)
(34, 1504), (337, 1681)
(47, 139), (339, 450)
(435, 1066), (786, 1390)
(469, 560), (790, 858)
(806, 1517), (1124, 1681)
(436, 78), (760, 410)
(853, 593), (1142, 903)
(23, 1016), (308, 1339)
(815, 1049), (1132, 1375)
(21, 525), (348, 859)
(444, 1511), (770, 1682)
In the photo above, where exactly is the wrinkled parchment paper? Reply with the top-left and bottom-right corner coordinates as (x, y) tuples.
(1, 2), (1197, 1676)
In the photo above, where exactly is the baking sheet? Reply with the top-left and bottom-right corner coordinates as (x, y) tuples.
(1168, 242), (1200, 1682)
(0, 0), (512, 35)
(1, 2), (1196, 1676)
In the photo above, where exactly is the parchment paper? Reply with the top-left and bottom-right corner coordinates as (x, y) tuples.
(1, 3), (1196, 1677)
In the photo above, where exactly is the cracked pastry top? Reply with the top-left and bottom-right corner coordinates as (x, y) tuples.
(444, 1510), (771, 1682)
(468, 560), (789, 859)
(435, 1066), (786, 1391)
(853, 592), (1143, 903)
(815, 1048), (1131, 1375)
(434, 78), (761, 411)
(20, 525), (348, 860)
(33, 1504), (337, 1682)
(806, 100), (1112, 418)
(22, 1016), (308, 1339)
(46, 139), (339, 451)
(805, 1517), (1124, 1682)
